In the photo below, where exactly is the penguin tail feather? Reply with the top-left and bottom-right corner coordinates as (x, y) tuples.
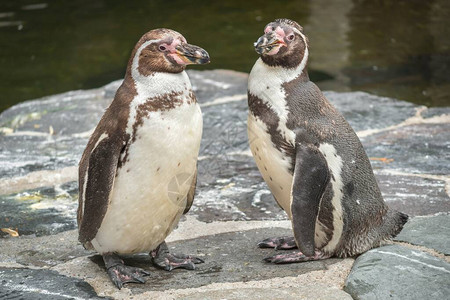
(389, 210), (409, 238)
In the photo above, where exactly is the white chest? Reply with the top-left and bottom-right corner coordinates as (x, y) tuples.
(247, 59), (305, 218)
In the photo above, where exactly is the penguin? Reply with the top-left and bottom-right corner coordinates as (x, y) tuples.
(247, 19), (408, 263)
(77, 29), (210, 288)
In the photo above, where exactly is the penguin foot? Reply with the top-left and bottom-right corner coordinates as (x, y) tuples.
(151, 241), (204, 271)
(258, 236), (298, 250)
(103, 253), (150, 289)
(263, 250), (329, 264)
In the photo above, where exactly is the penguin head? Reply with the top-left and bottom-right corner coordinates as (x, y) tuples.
(129, 29), (210, 76)
(254, 19), (308, 68)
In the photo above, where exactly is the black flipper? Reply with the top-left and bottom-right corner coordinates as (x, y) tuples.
(78, 136), (124, 244)
(290, 143), (330, 257)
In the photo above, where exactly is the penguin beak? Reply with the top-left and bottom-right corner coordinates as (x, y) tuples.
(175, 43), (210, 65)
(254, 32), (286, 55)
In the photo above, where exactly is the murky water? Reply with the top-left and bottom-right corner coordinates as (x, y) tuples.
(0, 0), (449, 111)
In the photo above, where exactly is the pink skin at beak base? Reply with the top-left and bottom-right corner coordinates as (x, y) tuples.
(263, 26), (287, 55)
(166, 39), (190, 65)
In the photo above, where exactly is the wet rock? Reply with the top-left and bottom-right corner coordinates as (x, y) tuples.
(323, 91), (418, 132)
(0, 181), (78, 237)
(0, 267), (109, 300)
(0, 134), (86, 178)
(344, 244), (450, 300)
(395, 214), (450, 255)
(1, 69), (449, 238)
(362, 122), (450, 175)
(375, 172), (450, 217)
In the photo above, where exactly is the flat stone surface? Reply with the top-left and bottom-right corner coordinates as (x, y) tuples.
(375, 172), (450, 217)
(323, 91), (418, 132)
(362, 123), (450, 175)
(64, 228), (341, 292)
(395, 214), (450, 255)
(0, 181), (78, 237)
(179, 285), (353, 300)
(0, 268), (109, 300)
(0, 230), (88, 267)
(0, 134), (87, 178)
(344, 244), (450, 300)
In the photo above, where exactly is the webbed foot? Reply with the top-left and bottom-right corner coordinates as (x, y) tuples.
(103, 253), (150, 289)
(258, 236), (298, 250)
(150, 241), (204, 271)
(264, 250), (329, 264)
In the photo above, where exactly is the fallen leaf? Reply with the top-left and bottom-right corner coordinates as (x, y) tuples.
(1, 228), (19, 237)
(16, 191), (43, 201)
(221, 182), (235, 190)
(370, 157), (394, 163)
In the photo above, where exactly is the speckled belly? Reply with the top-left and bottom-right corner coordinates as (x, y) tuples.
(247, 113), (294, 218)
(91, 104), (202, 254)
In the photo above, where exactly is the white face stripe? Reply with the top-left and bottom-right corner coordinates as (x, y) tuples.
(318, 143), (344, 253)
(291, 27), (302, 35)
(131, 39), (161, 80)
(296, 30), (309, 74)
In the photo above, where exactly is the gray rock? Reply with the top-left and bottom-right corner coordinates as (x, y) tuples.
(179, 286), (353, 300)
(0, 181), (78, 237)
(1, 69), (449, 238)
(395, 214), (450, 255)
(0, 268), (109, 300)
(344, 244), (450, 300)
(421, 106), (450, 119)
(0, 227), (345, 296)
(1, 69), (449, 298)
(376, 172), (450, 217)
(324, 91), (418, 132)
(0, 230), (88, 267)
(116, 228), (342, 292)
(362, 122), (450, 175)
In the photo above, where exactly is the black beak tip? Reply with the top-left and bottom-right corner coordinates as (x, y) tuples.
(200, 50), (210, 64)
(254, 36), (267, 55)
(255, 47), (264, 55)
(199, 57), (210, 64)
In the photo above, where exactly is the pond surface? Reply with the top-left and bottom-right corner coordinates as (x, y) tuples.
(0, 0), (449, 111)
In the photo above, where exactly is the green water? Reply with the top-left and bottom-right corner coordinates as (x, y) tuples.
(1, 0), (449, 111)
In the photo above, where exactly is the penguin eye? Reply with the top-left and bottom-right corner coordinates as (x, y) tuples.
(287, 34), (295, 41)
(159, 45), (167, 51)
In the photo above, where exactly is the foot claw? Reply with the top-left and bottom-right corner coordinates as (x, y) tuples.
(258, 236), (298, 250)
(107, 265), (150, 289)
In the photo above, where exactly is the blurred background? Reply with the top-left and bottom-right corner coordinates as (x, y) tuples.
(0, 0), (449, 112)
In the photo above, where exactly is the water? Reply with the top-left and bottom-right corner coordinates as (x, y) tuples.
(0, 0), (449, 112)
